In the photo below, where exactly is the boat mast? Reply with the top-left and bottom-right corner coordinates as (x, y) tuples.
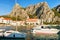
(42, 19), (43, 25)
(15, 0), (17, 31)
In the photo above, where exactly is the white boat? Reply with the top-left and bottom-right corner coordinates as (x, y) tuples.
(4, 30), (26, 38)
(0, 29), (5, 36)
(31, 25), (60, 35)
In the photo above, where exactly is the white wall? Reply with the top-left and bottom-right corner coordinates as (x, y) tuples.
(26, 19), (41, 25)
(0, 19), (3, 23)
(3, 20), (12, 24)
(0, 17), (4, 23)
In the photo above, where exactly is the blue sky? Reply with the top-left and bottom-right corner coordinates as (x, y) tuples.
(0, 0), (60, 16)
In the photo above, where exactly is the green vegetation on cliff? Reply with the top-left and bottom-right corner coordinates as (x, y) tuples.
(44, 21), (60, 25)
(52, 7), (60, 17)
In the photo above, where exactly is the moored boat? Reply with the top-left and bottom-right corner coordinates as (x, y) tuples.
(31, 25), (60, 35)
(0, 29), (5, 37)
(4, 30), (27, 38)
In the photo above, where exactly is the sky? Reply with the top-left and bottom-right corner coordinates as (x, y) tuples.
(0, 0), (60, 16)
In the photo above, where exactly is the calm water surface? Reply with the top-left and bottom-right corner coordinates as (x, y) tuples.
(0, 26), (60, 40)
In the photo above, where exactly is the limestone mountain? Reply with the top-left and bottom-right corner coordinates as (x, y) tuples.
(9, 3), (29, 20)
(26, 2), (55, 23)
(9, 2), (55, 23)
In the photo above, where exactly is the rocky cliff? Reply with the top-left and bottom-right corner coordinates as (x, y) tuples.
(26, 2), (55, 23)
(9, 3), (29, 20)
(9, 2), (55, 23)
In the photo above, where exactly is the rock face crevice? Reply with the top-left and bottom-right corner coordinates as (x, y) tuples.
(9, 2), (55, 23)
(35, 5), (44, 19)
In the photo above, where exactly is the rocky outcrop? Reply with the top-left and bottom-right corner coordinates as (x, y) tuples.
(26, 2), (55, 23)
(9, 2), (55, 22)
(9, 3), (29, 20)
(53, 16), (60, 22)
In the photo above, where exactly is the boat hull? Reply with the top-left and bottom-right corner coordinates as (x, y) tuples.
(32, 29), (59, 35)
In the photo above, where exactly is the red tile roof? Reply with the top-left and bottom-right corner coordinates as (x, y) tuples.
(26, 19), (39, 22)
(3, 18), (11, 20)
